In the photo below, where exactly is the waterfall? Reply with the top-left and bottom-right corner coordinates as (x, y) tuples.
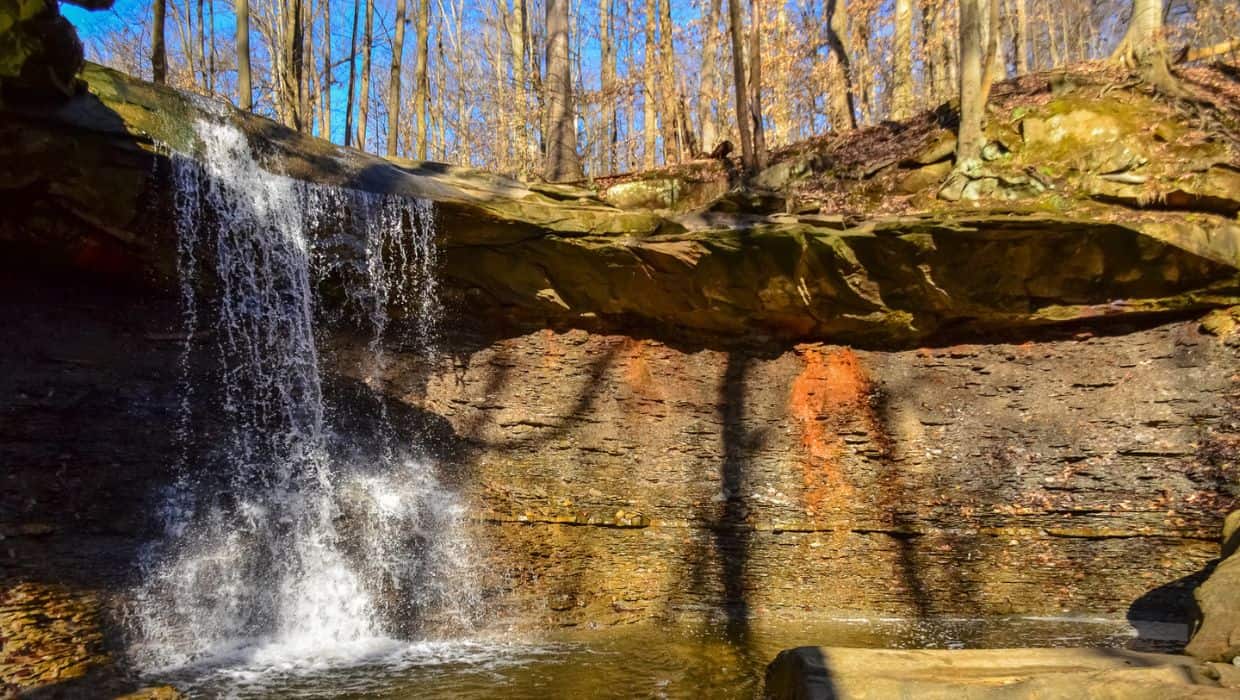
(131, 120), (478, 672)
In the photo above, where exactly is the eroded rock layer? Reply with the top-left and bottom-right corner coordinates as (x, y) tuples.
(2, 63), (1238, 347)
(324, 317), (1240, 627)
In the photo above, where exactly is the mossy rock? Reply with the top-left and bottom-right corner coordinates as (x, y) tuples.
(0, 0), (85, 99)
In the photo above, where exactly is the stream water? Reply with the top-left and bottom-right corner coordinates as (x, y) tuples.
(153, 616), (1181, 698)
(129, 118), (1187, 698)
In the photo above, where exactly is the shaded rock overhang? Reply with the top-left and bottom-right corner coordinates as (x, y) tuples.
(0, 62), (1238, 348)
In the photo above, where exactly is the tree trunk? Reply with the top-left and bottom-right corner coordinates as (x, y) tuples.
(922, 0), (941, 103)
(979, 0), (1000, 108)
(344, 0), (360, 146)
(892, 0), (913, 119)
(727, 0), (754, 170)
(957, 0), (985, 166)
(824, 0), (857, 129)
(236, 0), (251, 107)
(657, 0), (679, 163)
(642, 0), (658, 168)
(855, 15), (873, 123)
(196, 0), (206, 89)
(1014, 0), (1028, 73)
(942, 5), (957, 94)
(699, 0), (721, 153)
(747, 0), (765, 169)
(294, 0), (308, 131)
(357, 0), (375, 149)
(386, 0), (408, 156)
(306, 0), (316, 129)
(506, 0), (528, 162)
(279, 0), (294, 125)
(151, 0), (167, 83)
(177, 5), (198, 87)
(413, 0), (430, 159)
(207, 0), (216, 94)
(1112, 0), (1180, 92)
(599, 0), (617, 170)
(494, 12), (511, 170)
(543, 0), (580, 180)
(321, 0), (332, 139)
(1045, 8), (1061, 67)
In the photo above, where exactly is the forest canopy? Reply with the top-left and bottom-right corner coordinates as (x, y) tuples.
(65, 0), (1239, 179)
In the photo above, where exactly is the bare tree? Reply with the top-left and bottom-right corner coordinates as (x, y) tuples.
(726, 0), (753, 170)
(1014, 0), (1029, 74)
(344, 0), (360, 146)
(747, 0), (765, 169)
(979, 0), (1000, 108)
(892, 0), (913, 119)
(824, 0), (857, 130)
(600, 0), (618, 169)
(152, 0), (167, 83)
(357, 0), (375, 149)
(657, 0), (679, 163)
(387, 0), (409, 156)
(956, 0), (985, 167)
(543, 0), (580, 179)
(321, 0), (332, 138)
(413, 0), (431, 159)
(699, 0), (722, 152)
(237, 0), (252, 108)
(1113, 0), (1180, 92)
(642, 0), (658, 167)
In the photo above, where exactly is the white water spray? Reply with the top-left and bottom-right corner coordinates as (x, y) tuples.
(132, 120), (478, 672)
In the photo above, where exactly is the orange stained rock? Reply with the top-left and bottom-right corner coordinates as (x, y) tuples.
(789, 346), (873, 518)
(539, 329), (564, 369)
(620, 338), (663, 400)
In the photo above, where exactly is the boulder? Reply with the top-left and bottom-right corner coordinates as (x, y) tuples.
(902, 129), (957, 166)
(0, 0), (83, 99)
(1186, 511), (1240, 663)
(896, 160), (952, 194)
(1225, 511), (1240, 560)
(1020, 106), (1148, 175)
(764, 647), (1240, 699)
(604, 177), (685, 210)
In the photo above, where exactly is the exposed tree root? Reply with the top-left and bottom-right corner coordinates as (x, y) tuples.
(1111, 39), (1190, 99)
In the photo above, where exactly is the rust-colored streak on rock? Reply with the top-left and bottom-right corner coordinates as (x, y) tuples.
(621, 338), (663, 400)
(71, 234), (142, 280)
(539, 328), (565, 369)
(789, 346), (874, 518)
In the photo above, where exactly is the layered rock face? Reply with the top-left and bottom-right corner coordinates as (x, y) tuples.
(331, 317), (1239, 626)
(0, 273), (186, 696)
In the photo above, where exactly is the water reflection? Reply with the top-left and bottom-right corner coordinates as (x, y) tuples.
(161, 615), (1185, 698)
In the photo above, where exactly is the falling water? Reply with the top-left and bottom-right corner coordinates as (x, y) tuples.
(131, 120), (478, 672)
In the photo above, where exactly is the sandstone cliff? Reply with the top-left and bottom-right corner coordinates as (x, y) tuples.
(2, 62), (1239, 347)
(3, 8), (1240, 696)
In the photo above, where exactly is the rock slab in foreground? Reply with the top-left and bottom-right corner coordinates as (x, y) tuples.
(1186, 510), (1240, 663)
(763, 647), (1240, 699)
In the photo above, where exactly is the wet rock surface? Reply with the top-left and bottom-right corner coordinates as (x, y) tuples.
(0, 583), (107, 694)
(0, 273), (192, 696)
